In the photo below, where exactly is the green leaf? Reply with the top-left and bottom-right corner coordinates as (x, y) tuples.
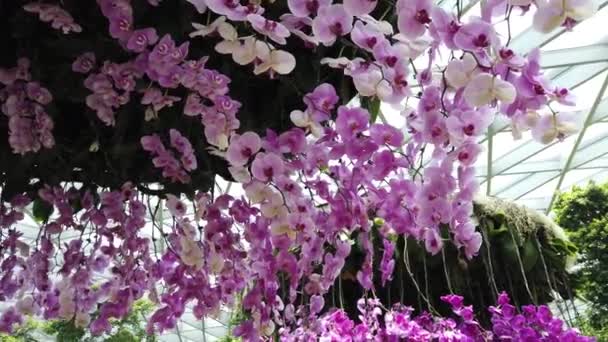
(32, 199), (53, 223)
(105, 329), (137, 342)
(361, 96), (381, 123)
(339, 77), (353, 105)
(488, 223), (509, 237)
(521, 239), (540, 272)
(496, 234), (519, 266)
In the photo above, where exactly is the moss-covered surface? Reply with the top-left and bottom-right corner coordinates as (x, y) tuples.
(320, 196), (579, 325)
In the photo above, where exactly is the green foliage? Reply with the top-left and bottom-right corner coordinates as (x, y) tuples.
(38, 299), (156, 342)
(0, 318), (41, 342)
(572, 217), (608, 329)
(32, 198), (53, 223)
(553, 182), (608, 231)
(217, 337), (241, 342)
(295, 197), (577, 326)
(104, 329), (138, 342)
(43, 320), (87, 342)
(360, 96), (381, 123)
(110, 299), (157, 342)
(554, 181), (608, 333)
(576, 316), (608, 342)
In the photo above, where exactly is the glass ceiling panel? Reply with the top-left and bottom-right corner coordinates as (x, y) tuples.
(516, 197), (549, 211)
(582, 156), (608, 168)
(560, 169), (606, 190)
(520, 177), (561, 200)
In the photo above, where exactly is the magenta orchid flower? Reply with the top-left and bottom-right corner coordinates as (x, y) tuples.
(424, 228), (443, 255)
(446, 108), (495, 143)
(72, 52), (96, 74)
(226, 132), (262, 166)
(25, 82), (53, 105)
(247, 14), (291, 45)
(372, 39), (408, 69)
(312, 4), (354, 46)
(108, 14), (133, 41)
(531, 113), (578, 144)
(533, 0), (596, 33)
(335, 106), (370, 140)
(205, 0), (250, 21)
(464, 73), (516, 107)
(380, 239), (395, 286)
(126, 28), (158, 53)
(422, 111), (449, 145)
(303, 83), (339, 121)
(430, 7), (461, 49)
(351, 20), (387, 52)
(453, 19), (499, 56)
(288, 0), (332, 18)
(344, 0), (378, 16)
(396, 0), (433, 39)
(453, 222), (483, 259)
(280, 14), (318, 45)
(251, 152), (285, 182)
(551, 87), (576, 106)
(253, 45), (296, 77)
(498, 48), (527, 69)
(369, 123), (404, 147)
(456, 140), (482, 166)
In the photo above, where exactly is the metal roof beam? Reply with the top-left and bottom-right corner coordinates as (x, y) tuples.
(476, 159), (608, 177)
(590, 97), (608, 122)
(487, 174), (528, 195)
(540, 44), (608, 69)
(487, 139), (555, 177)
(546, 72), (608, 213)
(516, 197), (551, 210)
(523, 169), (608, 212)
(489, 110), (608, 201)
(494, 172), (560, 198)
(482, 117), (608, 189)
(552, 62), (608, 88)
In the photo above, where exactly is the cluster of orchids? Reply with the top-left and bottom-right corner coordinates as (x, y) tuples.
(0, 0), (598, 340)
(0, 58), (55, 155)
(279, 293), (594, 341)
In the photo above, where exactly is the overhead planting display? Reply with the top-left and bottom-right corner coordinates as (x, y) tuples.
(0, 0), (598, 340)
